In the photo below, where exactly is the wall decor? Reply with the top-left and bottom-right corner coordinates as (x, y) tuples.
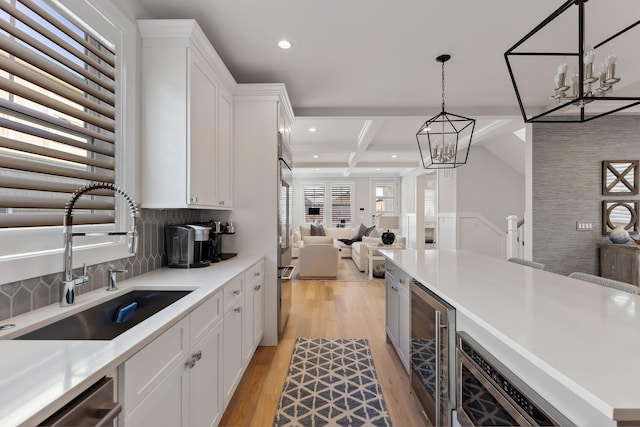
(602, 160), (639, 195)
(602, 200), (639, 235)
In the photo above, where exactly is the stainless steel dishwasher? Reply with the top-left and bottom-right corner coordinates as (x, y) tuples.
(40, 376), (121, 426)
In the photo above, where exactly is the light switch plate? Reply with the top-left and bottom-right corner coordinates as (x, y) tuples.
(576, 221), (593, 231)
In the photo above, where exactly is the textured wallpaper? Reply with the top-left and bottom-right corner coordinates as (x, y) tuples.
(532, 115), (640, 275)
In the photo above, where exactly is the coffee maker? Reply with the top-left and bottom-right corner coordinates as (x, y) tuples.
(165, 224), (211, 268)
(200, 220), (237, 262)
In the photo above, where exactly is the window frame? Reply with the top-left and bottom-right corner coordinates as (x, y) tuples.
(301, 181), (356, 227)
(329, 183), (354, 227)
(371, 178), (399, 223)
(0, 0), (137, 284)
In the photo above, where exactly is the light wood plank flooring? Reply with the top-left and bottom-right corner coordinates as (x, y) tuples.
(220, 274), (427, 426)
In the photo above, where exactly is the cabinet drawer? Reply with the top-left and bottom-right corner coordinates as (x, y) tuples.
(123, 316), (189, 417)
(245, 260), (264, 288)
(190, 290), (222, 346)
(223, 274), (244, 314)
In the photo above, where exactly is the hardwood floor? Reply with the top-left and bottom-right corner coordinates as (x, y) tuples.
(220, 275), (427, 426)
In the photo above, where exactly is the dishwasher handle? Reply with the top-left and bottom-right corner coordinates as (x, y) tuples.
(41, 377), (121, 427)
(95, 402), (122, 427)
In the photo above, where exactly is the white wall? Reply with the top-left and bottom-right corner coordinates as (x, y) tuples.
(456, 146), (525, 232)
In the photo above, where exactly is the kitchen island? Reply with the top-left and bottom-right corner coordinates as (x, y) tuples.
(0, 253), (263, 427)
(382, 249), (640, 427)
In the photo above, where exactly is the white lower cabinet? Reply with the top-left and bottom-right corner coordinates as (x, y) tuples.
(243, 260), (264, 367)
(223, 297), (244, 406)
(120, 260), (264, 427)
(124, 355), (189, 427)
(385, 260), (410, 372)
(190, 320), (223, 427)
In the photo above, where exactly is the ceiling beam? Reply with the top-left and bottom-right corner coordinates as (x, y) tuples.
(344, 119), (386, 177)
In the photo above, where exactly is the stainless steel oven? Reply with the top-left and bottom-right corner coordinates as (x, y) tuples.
(410, 279), (456, 426)
(457, 332), (574, 426)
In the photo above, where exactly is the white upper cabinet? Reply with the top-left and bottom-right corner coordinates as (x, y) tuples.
(138, 19), (236, 209)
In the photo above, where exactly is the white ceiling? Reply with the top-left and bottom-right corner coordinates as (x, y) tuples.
(134, 0), (640, 177)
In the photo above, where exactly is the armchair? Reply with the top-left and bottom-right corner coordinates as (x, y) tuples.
(298, 238), (340, 279)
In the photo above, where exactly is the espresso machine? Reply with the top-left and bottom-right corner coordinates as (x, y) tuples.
(201, 220), (237, 262)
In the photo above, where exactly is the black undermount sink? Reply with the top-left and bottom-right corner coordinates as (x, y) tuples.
(15, 290), (191, 340)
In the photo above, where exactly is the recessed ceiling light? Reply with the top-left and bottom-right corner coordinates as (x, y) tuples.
(308, 127), (316, 132)
(376, 168), (381, 171)
(391, 154), (397, 158)
(313, 155), (319, 159)
(278, 40), (291, 49)
(315, 168), (320, 171)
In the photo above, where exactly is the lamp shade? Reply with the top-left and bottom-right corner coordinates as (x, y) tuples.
(378, 216), (399, 230)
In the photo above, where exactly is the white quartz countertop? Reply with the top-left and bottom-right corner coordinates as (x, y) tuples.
(382, 249), (640, 424)
(0, 254), (263, 427)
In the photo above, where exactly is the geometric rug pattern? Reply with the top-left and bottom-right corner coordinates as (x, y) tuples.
(273, 338), (392, 426)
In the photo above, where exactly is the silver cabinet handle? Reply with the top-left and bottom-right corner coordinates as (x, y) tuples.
(193, 350), (202, 361)
(234, 307), (242, 313)
(233, 289), (240, 296)
(254, 272), (260, 277)
(190, 196), (198, 203)
(220, 200), (225, 205)
(254, 284), (261, 291)
(186, 358), (196, 369)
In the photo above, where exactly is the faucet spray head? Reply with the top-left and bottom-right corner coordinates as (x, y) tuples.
(128, 214), (139, 254)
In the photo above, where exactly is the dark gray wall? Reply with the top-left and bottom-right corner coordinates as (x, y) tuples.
(532, 115), (640, 275)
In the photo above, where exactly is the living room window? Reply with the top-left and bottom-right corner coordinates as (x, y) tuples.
(330, 184), (353, 227)
(303, 184), (325, 223)
(303, 182), (355, 226)
(0, 0), (136, 283)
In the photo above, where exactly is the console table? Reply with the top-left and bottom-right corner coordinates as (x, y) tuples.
(599, 242), (640, 285)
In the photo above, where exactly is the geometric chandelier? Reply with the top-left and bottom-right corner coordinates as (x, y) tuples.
(505, 0), (640, 123)
(416, 54), (475, 169)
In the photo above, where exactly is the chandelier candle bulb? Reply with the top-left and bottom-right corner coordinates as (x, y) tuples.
(583, 49), (595, 65)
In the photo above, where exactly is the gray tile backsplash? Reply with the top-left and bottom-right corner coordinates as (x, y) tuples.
(0, 208), (208, 321)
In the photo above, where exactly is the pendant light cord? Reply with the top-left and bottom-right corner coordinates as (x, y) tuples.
(441, 60), (446, 112)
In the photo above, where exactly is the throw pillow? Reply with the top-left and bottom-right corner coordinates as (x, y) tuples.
(310, 223), (325, 236)
(353, 223), (368, 241)
(364, 225), (376, 237)
(337, 238), (355, 246)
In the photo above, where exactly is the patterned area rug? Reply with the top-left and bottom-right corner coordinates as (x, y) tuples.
(274, 338), (392, 426)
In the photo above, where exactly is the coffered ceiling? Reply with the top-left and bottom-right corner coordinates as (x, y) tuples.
(134, 0), (640, 177)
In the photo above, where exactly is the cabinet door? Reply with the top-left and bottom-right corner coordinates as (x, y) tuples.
(189, 320), (223, 427)
(253, 278), (264, 348)
(188, 47), (218, 207)
(223, 298), (244, 406)
(123, 318), (189, 417)
(601, 246), (639, 285)
(386, 276), (399, 347)
(243, 276), (255, 368)
(124, 357), (189, 427)
(397, 276), (410, 372)
(217, 84), (233, 208)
